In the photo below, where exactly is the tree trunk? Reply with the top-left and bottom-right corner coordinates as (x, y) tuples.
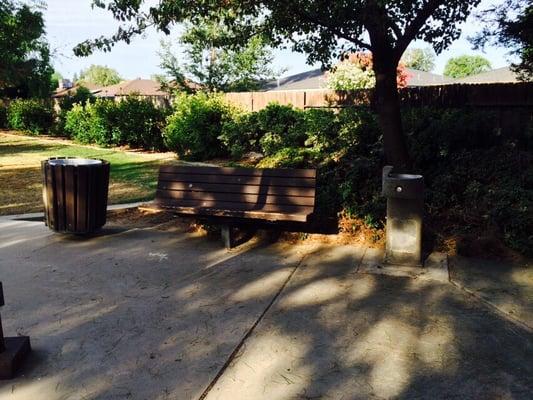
(373, 68), (412, 171)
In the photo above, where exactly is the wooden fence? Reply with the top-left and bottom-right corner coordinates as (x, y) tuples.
(224, 83), (533, 111)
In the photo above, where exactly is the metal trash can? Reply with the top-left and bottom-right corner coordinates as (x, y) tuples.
(41, 157), (110, 234)
(382, 166), (424, 266)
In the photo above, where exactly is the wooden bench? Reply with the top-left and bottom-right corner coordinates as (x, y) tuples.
(154, 165), (317, 248)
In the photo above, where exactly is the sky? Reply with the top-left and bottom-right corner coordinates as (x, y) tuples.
(43, 0), (515, 81)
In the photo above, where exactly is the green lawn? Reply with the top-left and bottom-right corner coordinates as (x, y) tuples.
(0, 131), (176, 215)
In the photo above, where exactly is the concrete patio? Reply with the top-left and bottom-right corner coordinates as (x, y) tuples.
(0, 214), (531, 399)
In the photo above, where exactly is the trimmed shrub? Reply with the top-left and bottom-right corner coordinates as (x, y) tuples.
(256, 103), (306, 155)
(164, 92), (235, 160)
(54, 86), (96, 137)
(219, 112), (263, 159)
(64, 97), (166, 150)
(7, 99), (54, 134)
(234, 104), (531, 256)
(64, 99), (117, 146)
(112, 97), (166, 150)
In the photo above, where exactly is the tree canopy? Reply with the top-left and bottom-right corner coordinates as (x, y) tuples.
(0, 0), (53, 98)
(472, 0), (532, 81)
(443, 55), (491, 78)
(401, 47), (436, 72)
(77, 64), (122, 87)
(76, 0), (482, 169)
(159, 16), (281, 92)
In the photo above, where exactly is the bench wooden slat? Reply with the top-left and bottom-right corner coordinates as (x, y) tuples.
(156, 205), (310, 222)
(158, 181), (316, 197)
(156, 197), (313, 214)
(158, 172), (315, 188)
(156, 189), (315, 206)
(159, 165), (316, 179)
(155, 165), (316, 223)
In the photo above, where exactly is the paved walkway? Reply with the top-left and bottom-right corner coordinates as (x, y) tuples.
(0, 218), (531, 399)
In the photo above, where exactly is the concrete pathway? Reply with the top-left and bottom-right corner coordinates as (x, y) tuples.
(0, 219), (531, 399)
(205, 246), (532, 400)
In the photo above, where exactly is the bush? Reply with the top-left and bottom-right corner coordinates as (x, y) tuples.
(165, 92), (235, 160)
(64, 97), (166, 149)
(54, 86), (96, 137)
(243, 105), (532, 255)
(112, 97), (166, 150)
(219, 112), (263, 158)
(256, 103), (306, 155)
(64, 99), (117, 146)
(303, 108), (339, 152)
(7, 99), (54, 134)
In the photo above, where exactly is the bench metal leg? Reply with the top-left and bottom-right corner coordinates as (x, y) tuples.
(221, 225), (235, 249)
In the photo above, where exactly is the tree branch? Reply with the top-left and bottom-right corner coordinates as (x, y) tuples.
(394, 0), (444, 60)
(295, 10), (372, 51)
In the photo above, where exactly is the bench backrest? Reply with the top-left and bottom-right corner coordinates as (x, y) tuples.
(155, 165), (316, 221)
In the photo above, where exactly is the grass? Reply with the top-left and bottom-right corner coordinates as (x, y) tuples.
(0, 131), (176, 215)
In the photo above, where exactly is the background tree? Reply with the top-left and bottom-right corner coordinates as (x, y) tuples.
(327, 53), (410, 90)
(472, 0), (532, 81)
(443, 55), (491, 78)
(77, 64), (122, 87)
(75, 0), (483, 170)
(50, 71), (63, 91)
(159, 17), (282, 92)
(0, 0), (53, 98)
(401, 47), (436, 71)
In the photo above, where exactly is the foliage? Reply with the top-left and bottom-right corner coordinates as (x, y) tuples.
(472, 0), (533, 81)
(64, 99), (117, 146)
(164, 92), (235, 160)
(58, 86), (95, 112)
(53, 86), (96, 137)
(76, 0), (484, 169)
(443, 55), (492, 78)
(159, 15), (281, 92)
(401, 47), (436, 72)
(0, 0), (53, 98)
(327, 53), (409, 90)
(112, 97), (166, 150)
(217, 102), (531, 255)
(50, 71), (64, 93)
(77, 64), (122, 87)
(256, 103), (306, 155)
(6, 99), (54, 134)
(219, 112), (262, 158)
(64, 97), (165, 149)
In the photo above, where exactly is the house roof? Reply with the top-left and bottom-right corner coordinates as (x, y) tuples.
(94, 79), (169, 97)
(52, 82), (101, 98)
(264, 67), (455, 91)
(454, 67), (520, 84)
(263, 69), (328, 91)
(405, 68), (456, 86)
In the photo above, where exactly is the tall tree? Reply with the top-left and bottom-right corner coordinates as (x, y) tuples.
(159, 17), (282, 92)
(0, 0), (53, 98)
(472, 0), (532, 81)
(78, 64), (122, 87)
(443, 55), (491, 78)
(74, 0), (482, 170)
(401, 47), (436, 71)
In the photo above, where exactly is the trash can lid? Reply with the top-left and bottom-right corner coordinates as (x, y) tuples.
(48, 158), (103, 166)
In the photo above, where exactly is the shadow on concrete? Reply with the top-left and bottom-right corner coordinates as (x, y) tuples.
(0, 221), (531, 399)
